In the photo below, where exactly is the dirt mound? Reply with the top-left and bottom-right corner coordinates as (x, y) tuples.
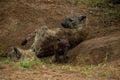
(67, 31), (120, 65)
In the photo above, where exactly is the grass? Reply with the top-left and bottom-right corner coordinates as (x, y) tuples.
(0, 51), (4, 56)
(0, 57), (106, 71)
(98, 72), (109, 78)
(0, 58), (13, 64)
(103, 52), (109, 63)
(0, 50), (118, 77)
(105, 10), (120, 19)
(75, 0), (114, 7)
(0, 57), (119, 79)
(0, 57), (41, 69)
(16, 59), (42, 69)
(18, 60), (33, 69)
(68, 0), (120, 19)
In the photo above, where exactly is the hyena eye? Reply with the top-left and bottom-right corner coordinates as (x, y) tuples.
(68, 18), (73, 22)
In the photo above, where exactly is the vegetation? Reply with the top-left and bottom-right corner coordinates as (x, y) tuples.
(0, 57), (117, 79)
(68, 0), (120, 20)
(17, 60), (40, 69)
(0, 58), (13, 64)
(98, 72), (109, 78)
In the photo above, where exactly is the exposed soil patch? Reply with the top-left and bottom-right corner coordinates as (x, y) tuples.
(0, 61), (119, 80)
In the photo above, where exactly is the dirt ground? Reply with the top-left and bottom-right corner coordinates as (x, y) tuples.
(0, 0), (120, 80)
(0, 60), (120, 80)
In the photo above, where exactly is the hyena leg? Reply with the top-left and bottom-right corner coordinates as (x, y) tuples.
(54, 38), (70, 63)
(63, 46), (69, 62)
(28, 42), (35, 52)
(62, 38), (70, 62)
(54, 46), (69, 63)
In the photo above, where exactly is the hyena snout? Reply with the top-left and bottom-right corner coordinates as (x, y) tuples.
(61, 15), (86, 29)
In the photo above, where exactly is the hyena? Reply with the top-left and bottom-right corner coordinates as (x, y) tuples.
(10, 13), (89, 62)
(8, 47), (38, 62)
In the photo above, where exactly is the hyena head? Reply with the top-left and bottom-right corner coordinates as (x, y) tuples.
(8, 47), (37, 62)
(8, 47), (22, 61)
(61, 14), (86, 29)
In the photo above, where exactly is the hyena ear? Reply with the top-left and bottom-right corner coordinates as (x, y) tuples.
(12, 47), (22, 60)
(21, 39), (28, 46)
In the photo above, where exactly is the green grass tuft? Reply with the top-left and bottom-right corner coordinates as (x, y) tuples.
(98, 72), (109, 78)
(16, 59), (42, 69)
(0, 58), (13, 64)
